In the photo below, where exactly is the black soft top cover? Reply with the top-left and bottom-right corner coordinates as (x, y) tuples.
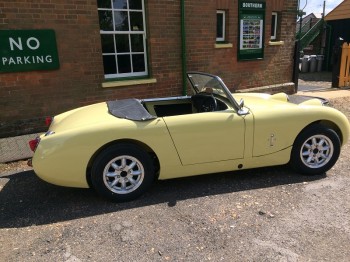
(107, 99), (156, 121)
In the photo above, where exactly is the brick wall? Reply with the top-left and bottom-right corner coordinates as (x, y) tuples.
(0, 1), (105, 137)
(147, 0), (183, 97)
(0, 0), (298, 138)
(185, 0), (298, 91)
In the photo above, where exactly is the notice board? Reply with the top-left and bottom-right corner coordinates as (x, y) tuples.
(238, 1), (266, 60)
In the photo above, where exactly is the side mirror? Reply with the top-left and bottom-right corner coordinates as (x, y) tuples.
(237, 98), (249, 116)
(238, 98), (244, 109)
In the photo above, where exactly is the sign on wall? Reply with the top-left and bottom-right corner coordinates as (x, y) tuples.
(238, 1), (265, 60)
(0, 29), (59, 73)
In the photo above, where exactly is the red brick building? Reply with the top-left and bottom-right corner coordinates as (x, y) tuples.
(0, 0), (298, 138)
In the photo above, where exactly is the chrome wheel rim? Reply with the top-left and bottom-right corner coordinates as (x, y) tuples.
(300, 135), (334, 169)
(103, 155), (144, 194)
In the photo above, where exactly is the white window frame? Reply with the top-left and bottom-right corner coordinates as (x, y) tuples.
(216, 10), (226, 42)
(98, 0), (148, 79)
(271, 12), (278, 40)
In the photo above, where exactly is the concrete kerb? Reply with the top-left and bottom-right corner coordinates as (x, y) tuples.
(0, 133), (41, 163)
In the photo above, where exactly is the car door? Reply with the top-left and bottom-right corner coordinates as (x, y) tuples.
(163, 110), (245, 165)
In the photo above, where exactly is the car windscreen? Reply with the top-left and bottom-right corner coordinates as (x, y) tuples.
(188, 73), (230, 101)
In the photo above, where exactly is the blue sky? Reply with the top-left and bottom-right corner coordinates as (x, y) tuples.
(300, 0), (343, 17)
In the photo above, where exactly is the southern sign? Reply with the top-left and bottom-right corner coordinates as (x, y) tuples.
(0, 29), (60, 73)
(238, 1), (265, 60)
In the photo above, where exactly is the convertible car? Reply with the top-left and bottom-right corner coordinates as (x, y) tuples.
(29, 72), (350, 201)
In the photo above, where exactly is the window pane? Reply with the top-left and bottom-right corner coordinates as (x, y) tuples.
(271, 14), (277, 39)
(114, 11), (129, 31)
(217, 13), (224, 39)
(98, 0), (147, 78)
(113, 0), (127, 9)
(117, 55), (132, 73)
(130, 12), (143, 31)
(101, 34), (115, 53)
(132, 54), (145, 72)
(115, 34), (130, 52)
(129, 0), (142, 10)
(103, 55), (117, 74)
(131, 34), (144, 52)
(98, 0), (111, 8)
(99, 10), (113, 31)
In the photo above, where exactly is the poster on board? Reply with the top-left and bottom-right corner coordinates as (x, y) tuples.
(238, 1), (265, 60)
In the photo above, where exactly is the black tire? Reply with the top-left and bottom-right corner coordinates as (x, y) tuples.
(290, 124), (341, 175)
(91, 143), (155, 202)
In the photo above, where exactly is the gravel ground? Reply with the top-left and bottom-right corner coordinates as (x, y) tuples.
(1, 97), (350, 262)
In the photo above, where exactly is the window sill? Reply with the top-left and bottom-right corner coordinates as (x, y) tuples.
(215, 43), (233, 49)
(102, 78), (157, 88)
(268, 41), (285, 46)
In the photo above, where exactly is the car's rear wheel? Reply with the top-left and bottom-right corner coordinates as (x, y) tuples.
(290, 124), (341, 175)
(91, 143), (155, 202)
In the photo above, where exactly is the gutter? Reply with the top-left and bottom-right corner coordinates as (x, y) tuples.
(181, 0), (187, 95)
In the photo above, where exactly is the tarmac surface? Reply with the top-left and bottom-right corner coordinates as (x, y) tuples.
(1, 71), (349, 163)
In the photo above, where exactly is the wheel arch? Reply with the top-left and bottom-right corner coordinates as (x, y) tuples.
(86, 139), (160, 188)
(290, 119), (344, 157)
(305, 120), (343, 144)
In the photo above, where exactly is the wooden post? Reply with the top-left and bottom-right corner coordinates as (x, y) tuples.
(339, 43), (350, 87)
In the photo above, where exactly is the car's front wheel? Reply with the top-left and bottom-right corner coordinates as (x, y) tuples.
(91, 143), (155, 202)
(290, 124), (341, 175)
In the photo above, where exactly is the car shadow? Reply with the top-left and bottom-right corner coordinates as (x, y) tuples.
(0, 166), (326, 228)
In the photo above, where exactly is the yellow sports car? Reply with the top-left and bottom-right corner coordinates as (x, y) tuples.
(29, 72), (350, 201)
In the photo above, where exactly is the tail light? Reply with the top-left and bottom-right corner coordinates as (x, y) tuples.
(45, 116), (53, 127)
(29, 137), (40, 152)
